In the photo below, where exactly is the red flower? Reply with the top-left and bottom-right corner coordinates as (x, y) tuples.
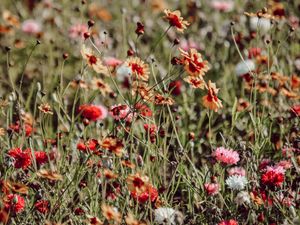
(143, 124), (157, 143)
(218, 219), (238, 225)
(34, 151), (48, 165)
(291, 105), (300, 116)
(4, 194), (25, 214)
(34, 200), (50, 214)
(9, 122), (33, 137)
(77, 139), (98, 152)
(78, 104), (107, 121)
(169, 80), (182, 96)
(248, 47), (261, 59)
(261, 170), (284, 187)
(135, 22), (144, 36)
(134, 103), (152, 117)
(131, 185), (158, 203)
(8, 148), (32, 169)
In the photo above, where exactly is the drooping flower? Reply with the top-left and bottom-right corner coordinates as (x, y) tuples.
(4, 194), (25, 214)
(37, 169), (63, 181)
(202, 81), (223, 112)
(226, 175), (248, 191)
(164, 9), (190, 33)
(125, 57), (149, 81)
(179, 48), (210, 77)
(78, 104), (107, 121)
(8, 148), (32, 169)
(213, 147), (240, 165)
(204, 183), (220, 196)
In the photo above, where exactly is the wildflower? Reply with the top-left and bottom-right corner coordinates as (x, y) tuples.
(1, 180), (29, 195)
(101, 136), (124, 156)
(103, 57), (123, 67)
(101, 204), (121, 224)
(103, 169), (118, 180)
(125, 57), (149, 81)
(204, 183), (220, 196)
(78, 104), (107, 121)
(179, 48), (210, 77)
(34, 200), (50, 214)
(169, 80), (182, 96)
(154, 94), (175, 105)
(227, 167), (246, 176)
(34, 151), (49, 165)
(235, 191), (251, 205)
(184, 76), (205, 89)
(218, 219), (238, 225)
(68, 23), (88, 40)
(8, 148), (32, 169)
(22, 19), (41, 35)
(226, 175), (248, 191)
(135, 22), (145, 36)
(81, 45), (108, 74)
(237, 98), (250, 112)
(235, 59), (255, 77)
(154, 207), (184, 225)
(126, 173), (149, 194)
(37, 169), (63, 181)
(213, 147), (240, 165)
(90, 78), (112, 96)
(132, 81), (154, 102)
(164, 9), (190, 33)
(77, 139), (98, 153)
(134, 103), (152, 117)
(121, 160), (136, 169)
(125, 213), (147, 225)
(261, 166), (285, 187)
(87, 215), (103, 225)
(4, 194), (25, 214)
(9, 121), (33, 137)
(38, 103), (53, 115)
(109, 104), (133, 122)
(202, 81), (223, 112)
(211, 0), (234, 12)
(131, 185), (158, 203)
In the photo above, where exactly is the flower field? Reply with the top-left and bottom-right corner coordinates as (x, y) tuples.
(0, 0), (299, 224)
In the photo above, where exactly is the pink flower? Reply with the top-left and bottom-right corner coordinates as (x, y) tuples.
(218, 219), (238, 225)
(213, 147), (240, 165)
(68, 23), (88, 40)
(22, 19), (41, 35)
(179, 38), (199, 52)
(211, 0), (234, 12)
(276, 160), (292, 170)
(104, 57), (123, 67)
(109, 104), (133, 122)
(227, 167), (246, 176)
(204, 183), (220, 196)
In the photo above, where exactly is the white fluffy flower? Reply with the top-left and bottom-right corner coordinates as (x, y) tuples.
(154, 207), (183, 225)
(235, 191), (251, 205)
(250, 17), (271, 33)
(235, 59), (255, 76)
(226, 175), (248, 191)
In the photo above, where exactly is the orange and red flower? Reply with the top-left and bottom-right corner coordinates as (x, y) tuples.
(125, 57), (150, 81)
(202, 81), (223, 112)
(164, 9), (190, 33)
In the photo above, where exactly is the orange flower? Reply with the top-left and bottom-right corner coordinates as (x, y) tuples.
(70, 78), (88, 89)
(125, 57), (149, 81)
(91, 78), (112, 96)
(37, 169), (63, 181)
(86, 215), (103, 225)
(179, 48), (210, 77)
(2, 180), (29, 195)
(125, 213), (147, 225)
(101, 137), (124, 157)
(132, 82), (154, 102)
(101, 204), (121, 224)
(202, 81), (223, 112)
(81, 45), (108, 75)
(164, 9), (190, 33)
(184, 76), (206, 89)
(126, 173), (150, 195)
(271, 72), (288, 86)
(154, 94), (174, 105)
(121, 160), (136, 169)
(291, 74), (300, 90)
(104, 169), (118, 180)
(280, 88), (299, 99)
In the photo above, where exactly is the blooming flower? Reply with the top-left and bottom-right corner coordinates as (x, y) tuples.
(202, 81), (223, 112)
(81, 45), (108, 74)
(90, 78), (112, 96)
(78, 104), (107, 121)
(8, 148), (32, 169)
(261, 166), (285, 187)
(9, 121), (33, 137)
(34, 200), (50, 214)
(101, 136), (124, 156)
(164, 9), (190, 33)
(125, 57), (149, 81)
(22, 19), (41, 35)
(235, 191), (251, 205)
(131, 185), (158, 203)
(38, 103), (53, 115)
(213, 147), (240, 165)
(218, 219), (238, 225)
(4, 194), (25, 214)
(101, 204), (121, 224)
(34, 151), (49, 165)
(227, 167), (246, 176)
(204, 183), (220, 196)
(226, 175), (248, 191)
(154, 207), (184, 225)
(109, 104), (133, 122)
(179, 48), (210, 77)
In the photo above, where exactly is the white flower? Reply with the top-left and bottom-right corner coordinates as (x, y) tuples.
(154, 207), (183, 225)
(235, 59), (255, 76)
(226, 175), (248, 191)
(235, 191), (251, 205)
(250, 17), (271, 33)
